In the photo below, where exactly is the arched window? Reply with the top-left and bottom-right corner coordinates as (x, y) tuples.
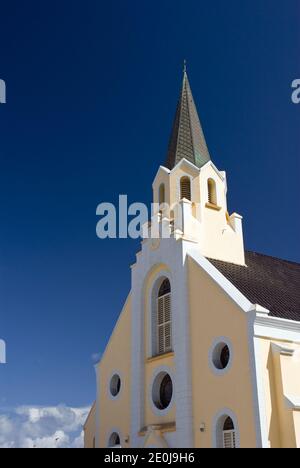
(157, 279), (172, 355)
(108, 432), (121, 448)
(180, 177), (191, 201)
(214, 412), (238, 448)
(208, 178), (217, 205)
(222, 417), (236, 448)
(159, 184), (166, 206)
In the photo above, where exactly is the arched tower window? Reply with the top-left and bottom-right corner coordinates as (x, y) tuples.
(157, 279), (172, 355)
(159, 184), (166, 206)
(208, 178), (217, 205)
(180, 177), (191, 201)
(222, 417), (236, 448)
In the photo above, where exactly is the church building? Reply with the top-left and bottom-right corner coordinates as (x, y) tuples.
(84, 69), (300, 449)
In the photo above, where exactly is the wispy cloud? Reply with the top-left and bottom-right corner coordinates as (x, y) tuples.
(91, 352), (102, 364)
(0, 405), (90, 448)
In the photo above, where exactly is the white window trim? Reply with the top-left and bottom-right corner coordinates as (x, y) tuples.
(107, 370), (123, 401)
(147, 271), (173, 358)
(208, 337), (234, 376)
(177, 174), (193, 202)
(212, 408), (240, 448)
(149, 366), (175, 417)
(207, 177), (218, 205)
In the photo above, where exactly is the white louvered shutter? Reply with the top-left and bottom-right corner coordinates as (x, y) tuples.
(223, 430), (236, 449)
(157, 293), (172, 355)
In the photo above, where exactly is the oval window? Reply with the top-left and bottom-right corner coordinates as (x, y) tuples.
(152, 372), (173, 411)
(110, 374), (121, 397)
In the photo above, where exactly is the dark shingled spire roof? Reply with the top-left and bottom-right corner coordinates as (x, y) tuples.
(210, 251), (300, 322)
(165, 69), (211, 170)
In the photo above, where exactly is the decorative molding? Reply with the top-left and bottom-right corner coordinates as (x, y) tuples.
(271, 343), (295, 357)
(205, 202), (222, 211)
(146, 352), (174, 364)
(254, 315), (300, 343)
(285, 396), (300, 411)
(139, 422), (176, 436)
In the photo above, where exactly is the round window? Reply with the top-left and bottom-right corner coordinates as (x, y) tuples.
(152, 372), (173, 410)
(110, 374), (121, 397)
(212, 342), (231, 371)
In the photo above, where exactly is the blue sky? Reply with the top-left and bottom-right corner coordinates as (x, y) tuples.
(0, 0), (299, 437)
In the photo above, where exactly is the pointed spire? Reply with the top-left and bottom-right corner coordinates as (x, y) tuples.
(165, 66), (211, 170)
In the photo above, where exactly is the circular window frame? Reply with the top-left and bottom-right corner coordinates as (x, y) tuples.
(149, 367), (175, 416)
(108, 371), (123, 400)
(209, 338), (233, 376)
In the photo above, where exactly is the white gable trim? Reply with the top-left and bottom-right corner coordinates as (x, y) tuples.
(152, 166), (171, 188)
(186, 248), (253, 313)
(171, 158), (200, 176)
(200, 161), (226, 182)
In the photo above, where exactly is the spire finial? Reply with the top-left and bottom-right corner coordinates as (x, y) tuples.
(183, 59), (187, 74)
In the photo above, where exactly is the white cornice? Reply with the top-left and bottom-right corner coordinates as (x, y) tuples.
(254, 315), (300, 343)
(272, 344), (295, 358)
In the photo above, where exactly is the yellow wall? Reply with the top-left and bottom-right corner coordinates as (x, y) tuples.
(84, 403), (96, 448)
(257, 338), (300, 448)
(188, 256), (258, 448)
(97, 294), (132, 448)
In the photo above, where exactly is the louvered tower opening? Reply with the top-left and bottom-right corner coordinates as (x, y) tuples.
(208, 178), (217, 205)
(180, 177), (191, 201)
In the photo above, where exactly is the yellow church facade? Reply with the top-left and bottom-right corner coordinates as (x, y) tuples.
(84, 71), (300, 449)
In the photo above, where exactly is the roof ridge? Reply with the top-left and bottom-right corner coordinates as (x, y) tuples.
(246, 250), (300, 267)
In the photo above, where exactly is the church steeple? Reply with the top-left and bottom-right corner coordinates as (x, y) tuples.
(165, 66), (211, 170)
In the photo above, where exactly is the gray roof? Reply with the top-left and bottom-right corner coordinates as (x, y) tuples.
(165, 71), (211, 170)
(210, 251), (300, 322)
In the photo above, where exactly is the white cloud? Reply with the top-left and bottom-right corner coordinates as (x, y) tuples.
(0, 405), (90, 448)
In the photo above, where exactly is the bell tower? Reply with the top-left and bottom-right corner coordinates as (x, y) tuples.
(150, 68), (245, 266)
